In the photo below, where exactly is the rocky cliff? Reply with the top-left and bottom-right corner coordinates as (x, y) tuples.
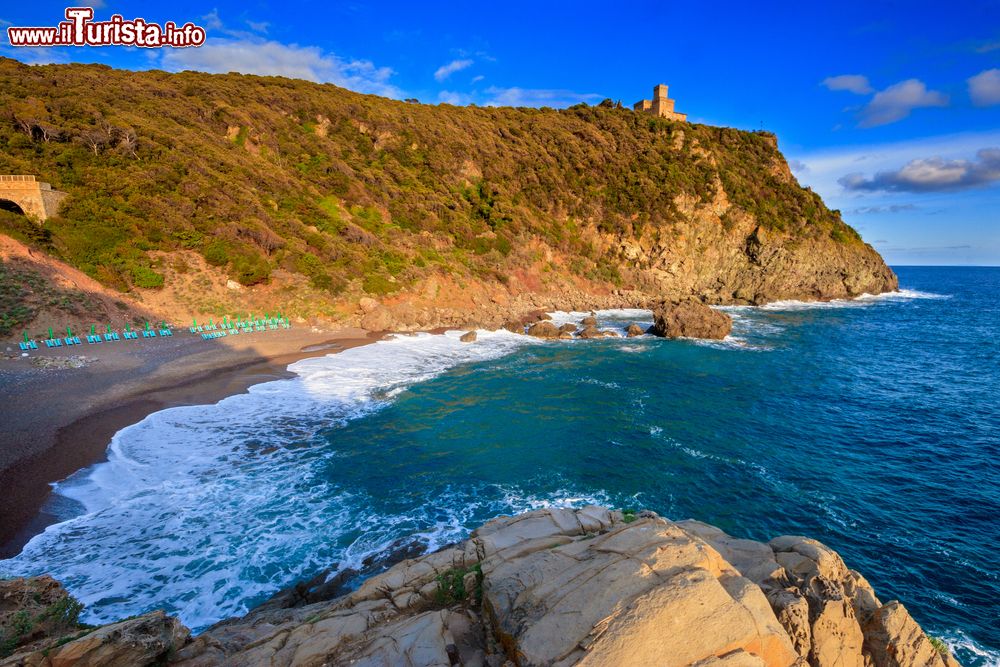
(0, 58), (895, 337)
(1, 507), (957, 667)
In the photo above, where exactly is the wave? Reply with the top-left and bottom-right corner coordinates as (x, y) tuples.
(941, 629), (1000, 667)
(748, 289), (950, 312)
(0, 329), (551, 631)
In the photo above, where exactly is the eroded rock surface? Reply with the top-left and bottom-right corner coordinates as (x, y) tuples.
(3, 509), (959, 667)
(649, 298), (733, 339)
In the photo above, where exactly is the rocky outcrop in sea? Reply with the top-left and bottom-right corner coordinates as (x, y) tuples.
(0, 507), (959, 667)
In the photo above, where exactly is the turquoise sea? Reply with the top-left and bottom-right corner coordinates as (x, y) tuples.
(2, 266), (997, 665)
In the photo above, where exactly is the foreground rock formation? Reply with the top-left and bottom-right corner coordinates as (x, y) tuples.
(1, 508), (958, 667)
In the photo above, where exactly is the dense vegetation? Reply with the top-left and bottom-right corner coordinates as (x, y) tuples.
(0, 57), (859, 302)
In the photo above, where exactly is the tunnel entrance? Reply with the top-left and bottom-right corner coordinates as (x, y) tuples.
(0, 199), (26, 215)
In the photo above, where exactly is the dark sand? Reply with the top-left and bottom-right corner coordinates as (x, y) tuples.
(0, 326), (378, 557)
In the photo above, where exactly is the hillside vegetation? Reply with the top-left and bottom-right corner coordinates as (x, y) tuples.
(0, 57), (894, 331)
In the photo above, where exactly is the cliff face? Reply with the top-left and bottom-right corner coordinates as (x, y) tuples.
(0, 58), (894, 334)
(1, 508), (957, 667)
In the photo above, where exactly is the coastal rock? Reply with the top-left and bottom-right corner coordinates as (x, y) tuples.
(3, 510), (958, 667)
(357, 297), (379, 313)
(626, 323), (645, 337)
(5, 610), (189, 667)
(479, 511), (799, 667)
(862, 602), (960, 667)
(460, 331), (477, 343)
(502, 319), (524, 334)
(526, 321), (559, 339)
(558, 323), (578, 334)
(649, 298), (732, 339)
(0, 576), (81, 657)
(359, 306), (394, 332)
(577, 325), (603, 339)
(580, 315), (598, 326)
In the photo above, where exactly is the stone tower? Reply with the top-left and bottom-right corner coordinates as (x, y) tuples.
(633, 84), (687, 122)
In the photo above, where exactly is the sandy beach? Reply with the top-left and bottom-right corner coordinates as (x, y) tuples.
(0, 326), (377, 556)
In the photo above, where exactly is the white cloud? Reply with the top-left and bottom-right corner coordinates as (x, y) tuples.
(434, 58), (473, 82)
(822, 74), (873, 95)
(858, 79), (948, 127)
(438, 90), (473, 106)
(483, 86), (602, 108)
(788, 129), (1000, 202)
(839, 149), (1000, 193)
(968, 68), (1000, 107)
(160, 38), (402, 98)
(246, 19), (269, 34)
(202, 8), (224, 31)
(471, 75), (485, 84)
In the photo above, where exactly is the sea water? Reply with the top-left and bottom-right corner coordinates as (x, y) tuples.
(2, 266), (997, 666)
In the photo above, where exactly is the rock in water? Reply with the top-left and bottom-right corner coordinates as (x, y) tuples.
(626, 323), (645, 337)
(526, 321), (560, 338)
(650, 298), (732, 339)
(558, 323), (578, 334)
(502, 320), (524, 334)
(459, 331), (477, 343)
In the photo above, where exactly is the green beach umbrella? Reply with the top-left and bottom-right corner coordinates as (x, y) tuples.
(107, 324), (112, 334)
(23, 331), (29, 343)
(48, 327), (53, 340)
(90, 324), (95, 335)
(67, 326), (72, 337)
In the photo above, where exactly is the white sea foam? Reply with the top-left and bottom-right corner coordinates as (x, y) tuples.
(751, 288), (949, 311)
(0, 329), (563, 631)
(941, 629), (1000, 667)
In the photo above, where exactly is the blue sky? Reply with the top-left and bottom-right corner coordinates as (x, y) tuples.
(2, 1), (999, 265)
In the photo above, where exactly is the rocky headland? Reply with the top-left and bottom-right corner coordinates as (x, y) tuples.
(1, 507), (959, 666)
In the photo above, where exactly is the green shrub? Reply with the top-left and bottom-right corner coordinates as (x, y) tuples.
(130, 265), (164, 289)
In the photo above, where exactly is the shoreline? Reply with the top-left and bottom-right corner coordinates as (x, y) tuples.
(0, 327), (379, 557)
(0, 290), (906, 558)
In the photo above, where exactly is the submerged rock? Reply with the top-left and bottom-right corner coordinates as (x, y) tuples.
(649, 297), (732, 340)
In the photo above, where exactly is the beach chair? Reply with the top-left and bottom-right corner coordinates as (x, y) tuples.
(160, 329), (172, 336)
(19, 342), (29, 351)
(29, 340), (38, 349)
(104, 333), (114, 341)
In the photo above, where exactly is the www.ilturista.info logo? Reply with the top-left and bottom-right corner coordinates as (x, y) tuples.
(6, 7), (206, 48)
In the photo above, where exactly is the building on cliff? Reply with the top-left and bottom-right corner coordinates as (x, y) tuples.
(633, 83), (687, 121)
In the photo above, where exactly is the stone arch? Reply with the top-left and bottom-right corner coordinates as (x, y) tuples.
(0, 198), (26, 215)
(0, 176), (68, 221)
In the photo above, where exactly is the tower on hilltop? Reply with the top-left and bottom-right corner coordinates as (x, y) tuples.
(633, 84), (687, 122)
